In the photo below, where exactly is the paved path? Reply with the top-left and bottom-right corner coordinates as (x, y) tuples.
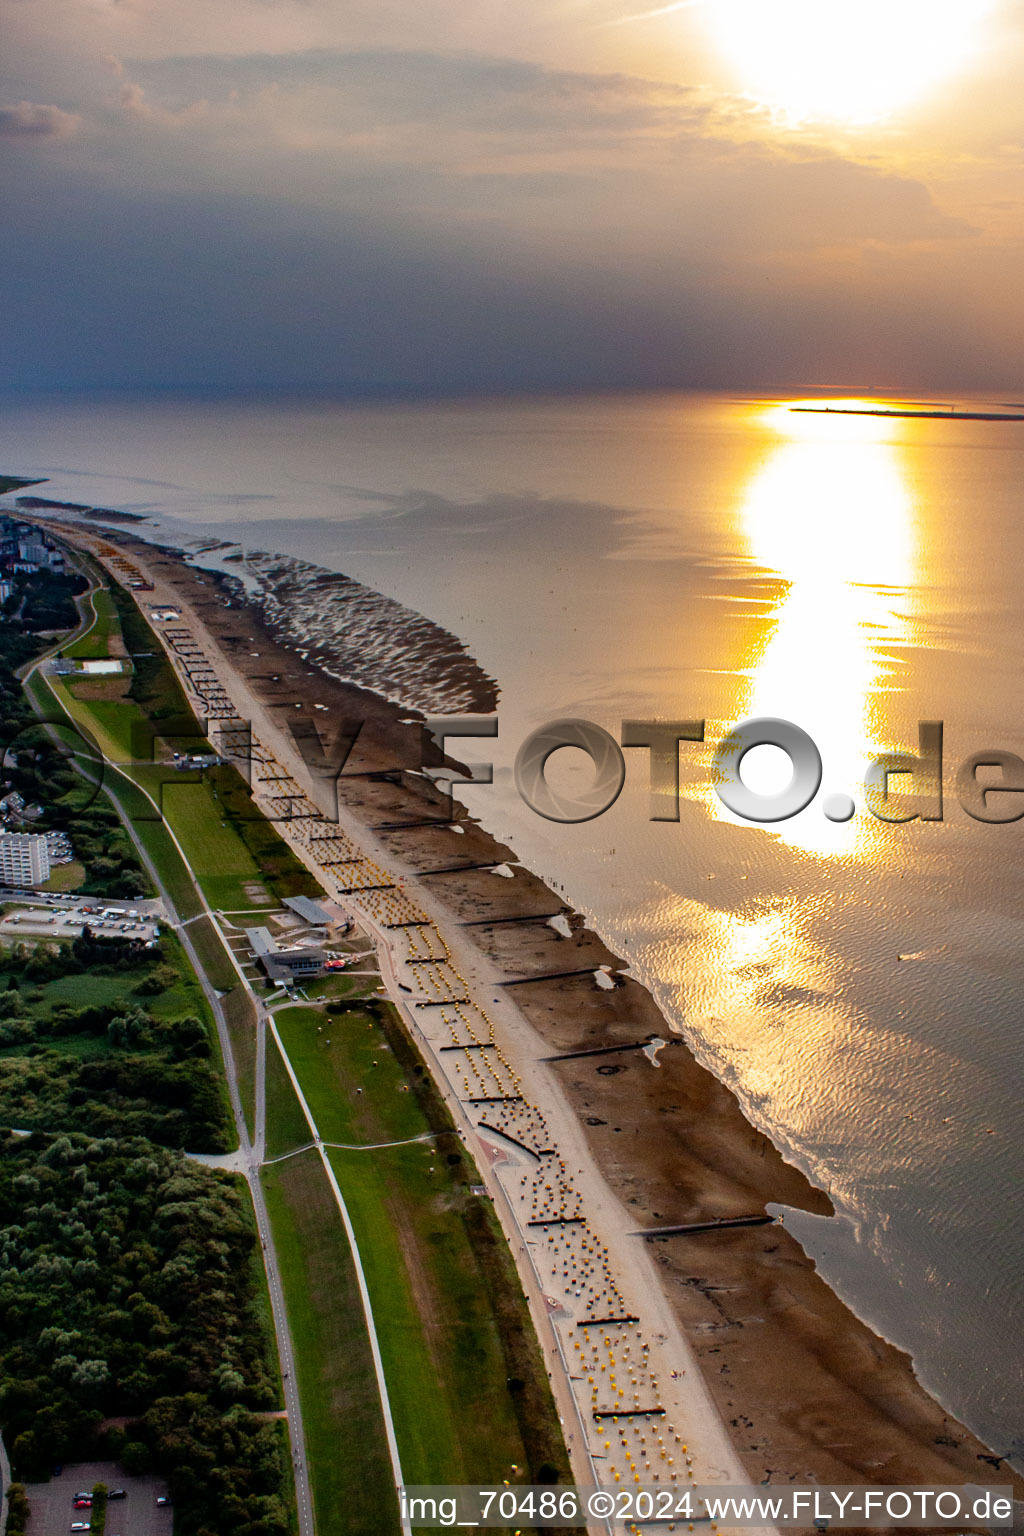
(0, 1431), (10, 1532)
(266, 1012), (413, 1536)
(24, 592), (316, 1536)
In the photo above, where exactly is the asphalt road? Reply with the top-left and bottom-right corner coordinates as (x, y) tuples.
(21, 595), (317, 1536)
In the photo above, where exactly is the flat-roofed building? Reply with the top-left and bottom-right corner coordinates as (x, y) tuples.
(0, 833), (50, 887)
(283, 894), (352, 933)
(283, 895), (328, 926)
(79, 659), (125, 676)
(246, 925), (324, 982)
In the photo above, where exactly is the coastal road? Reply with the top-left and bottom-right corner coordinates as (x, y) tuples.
(23, 596), (316, 1536)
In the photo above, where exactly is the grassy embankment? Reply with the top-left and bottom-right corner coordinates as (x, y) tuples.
(62, 585), (119, 661)
(45, 573), (319, 913)
(267, 999), (571, 1501)
(26, 568), (316, 1129)
(262, 1152), (398, 1536)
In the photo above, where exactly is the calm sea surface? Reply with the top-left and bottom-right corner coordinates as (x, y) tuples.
(2, 391), (1022, 1463)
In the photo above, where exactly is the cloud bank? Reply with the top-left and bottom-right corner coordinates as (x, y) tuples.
(0, 100), (80, 138)
(0, 29), (1019, 392)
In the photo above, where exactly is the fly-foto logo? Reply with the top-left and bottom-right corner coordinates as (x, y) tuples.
(391, 715), (1022, 827)
(15, 712), (1024, 829)
(425, 714), (941, 825)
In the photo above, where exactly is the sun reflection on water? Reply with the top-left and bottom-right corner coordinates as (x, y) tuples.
(713, 400), (918, 857)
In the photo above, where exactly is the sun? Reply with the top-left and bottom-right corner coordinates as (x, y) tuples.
(701, 0), (996, 124)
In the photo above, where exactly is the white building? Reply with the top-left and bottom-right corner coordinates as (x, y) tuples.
(0, 833), (50, 887)
(15, 540), (63, 571)
(18, 540), (50, 565)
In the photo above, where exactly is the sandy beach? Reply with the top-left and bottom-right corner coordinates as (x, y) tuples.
(48, 519), (1022, 1529)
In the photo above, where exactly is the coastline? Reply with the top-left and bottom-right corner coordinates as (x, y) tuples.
(40, 516), (1023, 1518)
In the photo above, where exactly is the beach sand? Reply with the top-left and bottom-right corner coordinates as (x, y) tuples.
(54, 523), (1022, 1524)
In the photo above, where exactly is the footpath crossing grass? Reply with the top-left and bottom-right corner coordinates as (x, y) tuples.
(63, 586), (118, 660)
(325, 1140), (531, 1486)
(274, 1004), (425, 1146)
(273, 1000), (564, 1488)
(186, 913), (241, 994)
(60, 688), (145, 763)
(262, 1151), (400, 1536)
(105, 766), (206, 920)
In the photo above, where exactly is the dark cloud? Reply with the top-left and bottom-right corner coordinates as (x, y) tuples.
(0, 50), (1007, 393)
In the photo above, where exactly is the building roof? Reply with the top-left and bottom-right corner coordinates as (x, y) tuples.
(245, 926), (279, 957)
(282, 895), (332, 926)
(246, 926), (324, 966)
(80, 659), (124, 676)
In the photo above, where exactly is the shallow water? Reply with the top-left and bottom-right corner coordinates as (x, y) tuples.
(3, 389), (1022, 1463)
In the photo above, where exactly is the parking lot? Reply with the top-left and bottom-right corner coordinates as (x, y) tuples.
(0, 893), (160, 944)
(23, 1463), (172, 1536)
(0, 889), (165, 919)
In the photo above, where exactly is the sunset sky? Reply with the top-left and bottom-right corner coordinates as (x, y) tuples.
(3, 0), (1023, 393)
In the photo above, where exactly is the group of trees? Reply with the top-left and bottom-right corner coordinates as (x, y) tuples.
(0, 943), (230, 1153)
(0, 1132), (291, 1534)
(0, 1035), (228, 1153)
(0, 557), (295, 1532)
(17, 569), (89, 633)
(0, 930), (152, 987)
(61, 812), (149, 901)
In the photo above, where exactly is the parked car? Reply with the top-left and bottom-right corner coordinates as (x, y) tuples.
(108, 1489), (126, 1500)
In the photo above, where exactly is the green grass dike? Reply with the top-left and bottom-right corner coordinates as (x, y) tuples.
(268, 1000), (572, 1502)
(262, 1150), (399, 1536)
(42, 570), (320, 915)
